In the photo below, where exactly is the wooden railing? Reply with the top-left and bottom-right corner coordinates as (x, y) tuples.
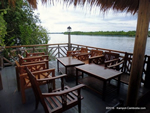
(4, 43), (128, 61)
(1, 43), (150, 88)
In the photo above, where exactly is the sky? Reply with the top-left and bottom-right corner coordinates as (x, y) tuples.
(34, 1), (138, 33)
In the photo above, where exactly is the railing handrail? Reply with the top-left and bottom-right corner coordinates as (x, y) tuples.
(5, 43), (68, 49)
(71, 43), (131, 54)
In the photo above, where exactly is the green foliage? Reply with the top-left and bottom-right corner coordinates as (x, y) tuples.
(64, 31), (136, 37)
(0, 9), (7, 47)
(2, 0), (49, 46)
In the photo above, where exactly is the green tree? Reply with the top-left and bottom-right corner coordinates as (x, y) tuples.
(1, 0), (49, 46)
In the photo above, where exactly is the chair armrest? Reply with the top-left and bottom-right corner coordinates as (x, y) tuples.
(21, 60), (48, 65)
(107, 60), (124, 68)
(67, 50), (81, 55)
(20, 62), (46, 67)
(89, 55), (104, 64)
(42, 55), (49, 60)
(77, 53), (90, 57)
(23, 56), (42, 60)
(89, 55), (104, 59)
(37, 74), (67, 82)
(42, 84), (85, 96)
(104, 58), (120, 64)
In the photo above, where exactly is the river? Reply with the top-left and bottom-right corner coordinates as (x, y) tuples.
(48, 34), (150, 55)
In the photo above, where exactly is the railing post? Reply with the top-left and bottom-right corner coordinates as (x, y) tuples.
(123, 52), (128, 73)
(77, 45), (79, 50)
(58, 44), (60, 58)
(46, 45), (48, 55)
(70, 43), (72, 51)
(33, 47), (35, 53)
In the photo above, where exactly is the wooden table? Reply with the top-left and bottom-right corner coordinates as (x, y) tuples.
(57, 57), (85, 76)
(76, 64), (122, 100)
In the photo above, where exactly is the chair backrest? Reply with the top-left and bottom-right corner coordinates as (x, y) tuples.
(25, 50), (45, 57)
(104, 52), (119, 61)
(25, 67), (49, 113)
(80, 47), (88, 53)
(18, 62), (46, 74)
(18, 54), (43, 64)
(90, 49), (103, 57)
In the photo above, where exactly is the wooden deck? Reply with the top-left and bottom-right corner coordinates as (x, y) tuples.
(0, 61), (150, 113)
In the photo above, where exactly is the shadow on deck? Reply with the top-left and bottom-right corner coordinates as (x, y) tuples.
(0, 61), (150, 113)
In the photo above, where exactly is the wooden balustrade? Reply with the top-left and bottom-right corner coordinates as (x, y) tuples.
(1, 43), (150, 88)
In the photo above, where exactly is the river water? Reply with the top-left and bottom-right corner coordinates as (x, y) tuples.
(48, 34), (150, 55)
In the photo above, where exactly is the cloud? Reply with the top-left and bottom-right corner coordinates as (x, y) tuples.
(34, 2), (137, 32)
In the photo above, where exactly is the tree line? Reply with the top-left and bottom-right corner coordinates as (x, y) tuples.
(64, 31), (137, 37)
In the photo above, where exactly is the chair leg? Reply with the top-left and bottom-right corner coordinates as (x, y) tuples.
(20, 79), (26, 103)
(78, 100), (81, 113)
(35, 98), (39, 110)
(15, 67), (20, 91)
(21, 88), (26, 103)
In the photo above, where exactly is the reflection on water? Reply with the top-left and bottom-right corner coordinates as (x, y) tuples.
(48, 34), (150, 55)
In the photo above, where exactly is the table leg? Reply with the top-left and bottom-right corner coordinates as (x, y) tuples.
(117, 75), (121, 94)
(65, 67), (67, 75)
(76, 69), (79, 85)
(102, 80), (106, 101)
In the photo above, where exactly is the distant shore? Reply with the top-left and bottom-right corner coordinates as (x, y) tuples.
(64, 31), (136, 37)
(49, 31), (150, 37)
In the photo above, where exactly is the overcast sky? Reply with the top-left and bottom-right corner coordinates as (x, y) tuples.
(34, 2), (137, 33)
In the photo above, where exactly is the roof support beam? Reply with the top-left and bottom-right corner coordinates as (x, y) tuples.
(126, 0), (150, 108)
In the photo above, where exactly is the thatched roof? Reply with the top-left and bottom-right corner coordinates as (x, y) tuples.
(27, 0), (139, 14)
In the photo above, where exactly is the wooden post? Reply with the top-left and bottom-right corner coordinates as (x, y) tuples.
(68, 32), (71, 51)
(126, 0), (150, 107)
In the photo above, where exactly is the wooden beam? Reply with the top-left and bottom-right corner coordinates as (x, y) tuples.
(126, 0), (150, 107)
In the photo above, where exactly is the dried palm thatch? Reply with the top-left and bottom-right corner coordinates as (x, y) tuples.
(0, 0), (139, 14)
(26, 0), (139, 14)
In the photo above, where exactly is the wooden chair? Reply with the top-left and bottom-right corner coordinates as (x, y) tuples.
(25, 50), (49, 60)
(104, 54), (131, 85)
(26, 67), (85, 113)
(90, 49), (103, 57)
(15, 61), (55, 103)
(67, 47), (88, 58)
(103, 52), (132, 85)
(77, 49), (103, 64)
(89, 51), (120, 66)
